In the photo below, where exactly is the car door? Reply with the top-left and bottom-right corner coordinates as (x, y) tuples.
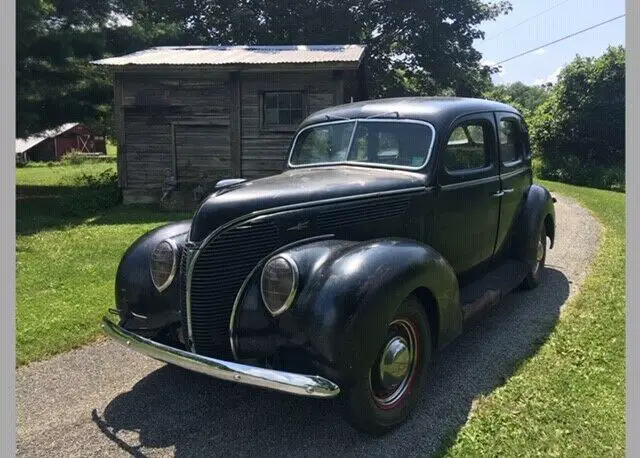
(432, 113), (501, 285)
(493, 112), (533, 260)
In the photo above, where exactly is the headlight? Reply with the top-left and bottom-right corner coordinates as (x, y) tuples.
(260, 254), (299, 316)
(150, 239), (178, 292)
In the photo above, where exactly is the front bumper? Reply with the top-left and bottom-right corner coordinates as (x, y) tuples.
(101, 317), (340, 398)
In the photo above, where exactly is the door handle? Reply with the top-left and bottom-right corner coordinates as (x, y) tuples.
(493, 190), (504, 197)
(502, 188), (514, 193)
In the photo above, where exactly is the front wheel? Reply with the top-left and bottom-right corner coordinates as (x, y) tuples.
(521, 226), (547, 290)
(341, 295), (432, 436)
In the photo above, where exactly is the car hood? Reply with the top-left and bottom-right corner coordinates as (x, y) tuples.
(189, 166), (425, 242)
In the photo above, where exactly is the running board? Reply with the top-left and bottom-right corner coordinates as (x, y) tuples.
(461, 260), (530, 328)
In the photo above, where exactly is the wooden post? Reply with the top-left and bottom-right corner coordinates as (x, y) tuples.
(114, 73), (128, 188)
(170, 122), (178, 180)
(333, 70), (345, 105)
(229, 71), (242, 178)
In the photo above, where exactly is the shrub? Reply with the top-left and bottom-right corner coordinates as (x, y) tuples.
(61, 149), (85, 165)
(58, 169), (122, 215)
(535, 155), (624, 192)
(60, 150), (116, 166)
(528, 46), (625, 191)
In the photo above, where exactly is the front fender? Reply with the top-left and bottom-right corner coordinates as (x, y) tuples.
(232, 238), (461, 387)
(114, 220), (191, 333)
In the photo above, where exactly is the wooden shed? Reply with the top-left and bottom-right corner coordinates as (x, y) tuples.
(15, 123), (107, 163)
(93, 44), (368, 205)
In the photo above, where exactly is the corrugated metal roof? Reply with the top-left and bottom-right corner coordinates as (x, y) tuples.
(92, 44), (366, 67)
(15, 123), (80, 153)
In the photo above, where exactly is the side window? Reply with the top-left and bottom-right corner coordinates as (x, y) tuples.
(498, 118), (524, 163)
(520, 118), (533, 158)
(444, 121), (491, 172)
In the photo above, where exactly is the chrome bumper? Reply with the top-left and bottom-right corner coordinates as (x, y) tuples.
(101, 317), (340, 398)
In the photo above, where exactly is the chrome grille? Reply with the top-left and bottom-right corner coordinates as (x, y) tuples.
(317, 196), (409, 231)
(178, 247), (189, 346)
(185, 194), (414, 358)
(188, 220), (281, 357)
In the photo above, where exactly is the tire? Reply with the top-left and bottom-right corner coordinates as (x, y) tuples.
(341, 294), (433, 436)
(521, 226), (547, 290)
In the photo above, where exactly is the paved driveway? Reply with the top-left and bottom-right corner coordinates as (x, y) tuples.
(16, 196), (601, 457)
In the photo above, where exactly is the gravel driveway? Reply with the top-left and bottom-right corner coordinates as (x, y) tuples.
(16, 195), (601, 458)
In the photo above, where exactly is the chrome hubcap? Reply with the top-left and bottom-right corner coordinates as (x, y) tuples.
(379, 336), (411, 390)
(537, 239), (545, 262)
(370, 319), (419, 407)
(533, 238), (545, 274)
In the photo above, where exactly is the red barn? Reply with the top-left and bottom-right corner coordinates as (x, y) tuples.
(15, 123), (107, 163)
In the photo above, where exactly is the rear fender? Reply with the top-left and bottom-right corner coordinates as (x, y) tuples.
(511, 184), (556, 268)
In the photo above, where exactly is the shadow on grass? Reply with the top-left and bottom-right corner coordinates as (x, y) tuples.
(16, 185), (191, 236)
(93, 268), (569, 458)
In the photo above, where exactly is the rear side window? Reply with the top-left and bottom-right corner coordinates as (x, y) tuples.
(444, 121), (491, 172)
(498, 118), (524, 163)
(520, 119), (533, 158)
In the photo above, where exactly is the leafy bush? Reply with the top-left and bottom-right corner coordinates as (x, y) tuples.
(60, 149), (85, 165)
(58, 168), (122, 215)
(528, 46), (625, 191)
(60, 150), (115, 166)
(534, 155), (624, 192)
(484, 82), (551, 117)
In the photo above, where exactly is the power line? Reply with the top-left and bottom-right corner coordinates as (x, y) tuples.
(495, 14), (625, 65)
(484, 0), (572, 41)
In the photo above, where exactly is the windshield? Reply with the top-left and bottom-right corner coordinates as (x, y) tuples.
(289, 120), (435, 169)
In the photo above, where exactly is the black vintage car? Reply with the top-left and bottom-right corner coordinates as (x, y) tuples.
(103, 97), (556, 435)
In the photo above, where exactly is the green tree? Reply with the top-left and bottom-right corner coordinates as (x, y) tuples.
(484, 81), (551, 116)
(16, 0), (186, 138)
(112, 0), (512, 97)
(528, 46), (625, 191)
(17, 0), (512, 138)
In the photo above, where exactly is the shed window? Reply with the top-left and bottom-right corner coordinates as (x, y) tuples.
(263, 91), (306, 128)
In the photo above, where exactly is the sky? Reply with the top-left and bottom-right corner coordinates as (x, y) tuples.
(475, 0), (626, 86)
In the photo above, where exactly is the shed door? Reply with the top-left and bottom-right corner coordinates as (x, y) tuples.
(174, 124), (231, 185)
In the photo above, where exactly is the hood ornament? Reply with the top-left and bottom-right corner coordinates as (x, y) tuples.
(287, 220), (310, 231)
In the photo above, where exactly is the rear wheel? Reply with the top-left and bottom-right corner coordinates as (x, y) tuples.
(521, 226), (547, 290)
(342, 295), (432, 436)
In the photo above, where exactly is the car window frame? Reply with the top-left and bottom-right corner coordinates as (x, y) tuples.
(520, 117), (534, 160)
(495, 112), (526, 167)
(439, 113), (498, 182)
(286, 118), (437, 172)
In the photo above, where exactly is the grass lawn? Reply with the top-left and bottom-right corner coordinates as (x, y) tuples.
(106, 139), (117, 157)
(442, 180), (625, 457)
(16, 163), (190, 365)
(16, 161), (116, 186)
(16, 207), (190, 365)
(15, 164), (625, 454)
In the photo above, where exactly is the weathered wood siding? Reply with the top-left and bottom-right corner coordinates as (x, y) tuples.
(239, 71), (338, 179)
(118, 73), (230, 192)
(115, 67), (364, 204)
(175, 124), (231, 184)
(342, 69), (361, 103)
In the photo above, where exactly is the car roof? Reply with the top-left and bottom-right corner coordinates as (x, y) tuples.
(299, 97), (521, 131)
